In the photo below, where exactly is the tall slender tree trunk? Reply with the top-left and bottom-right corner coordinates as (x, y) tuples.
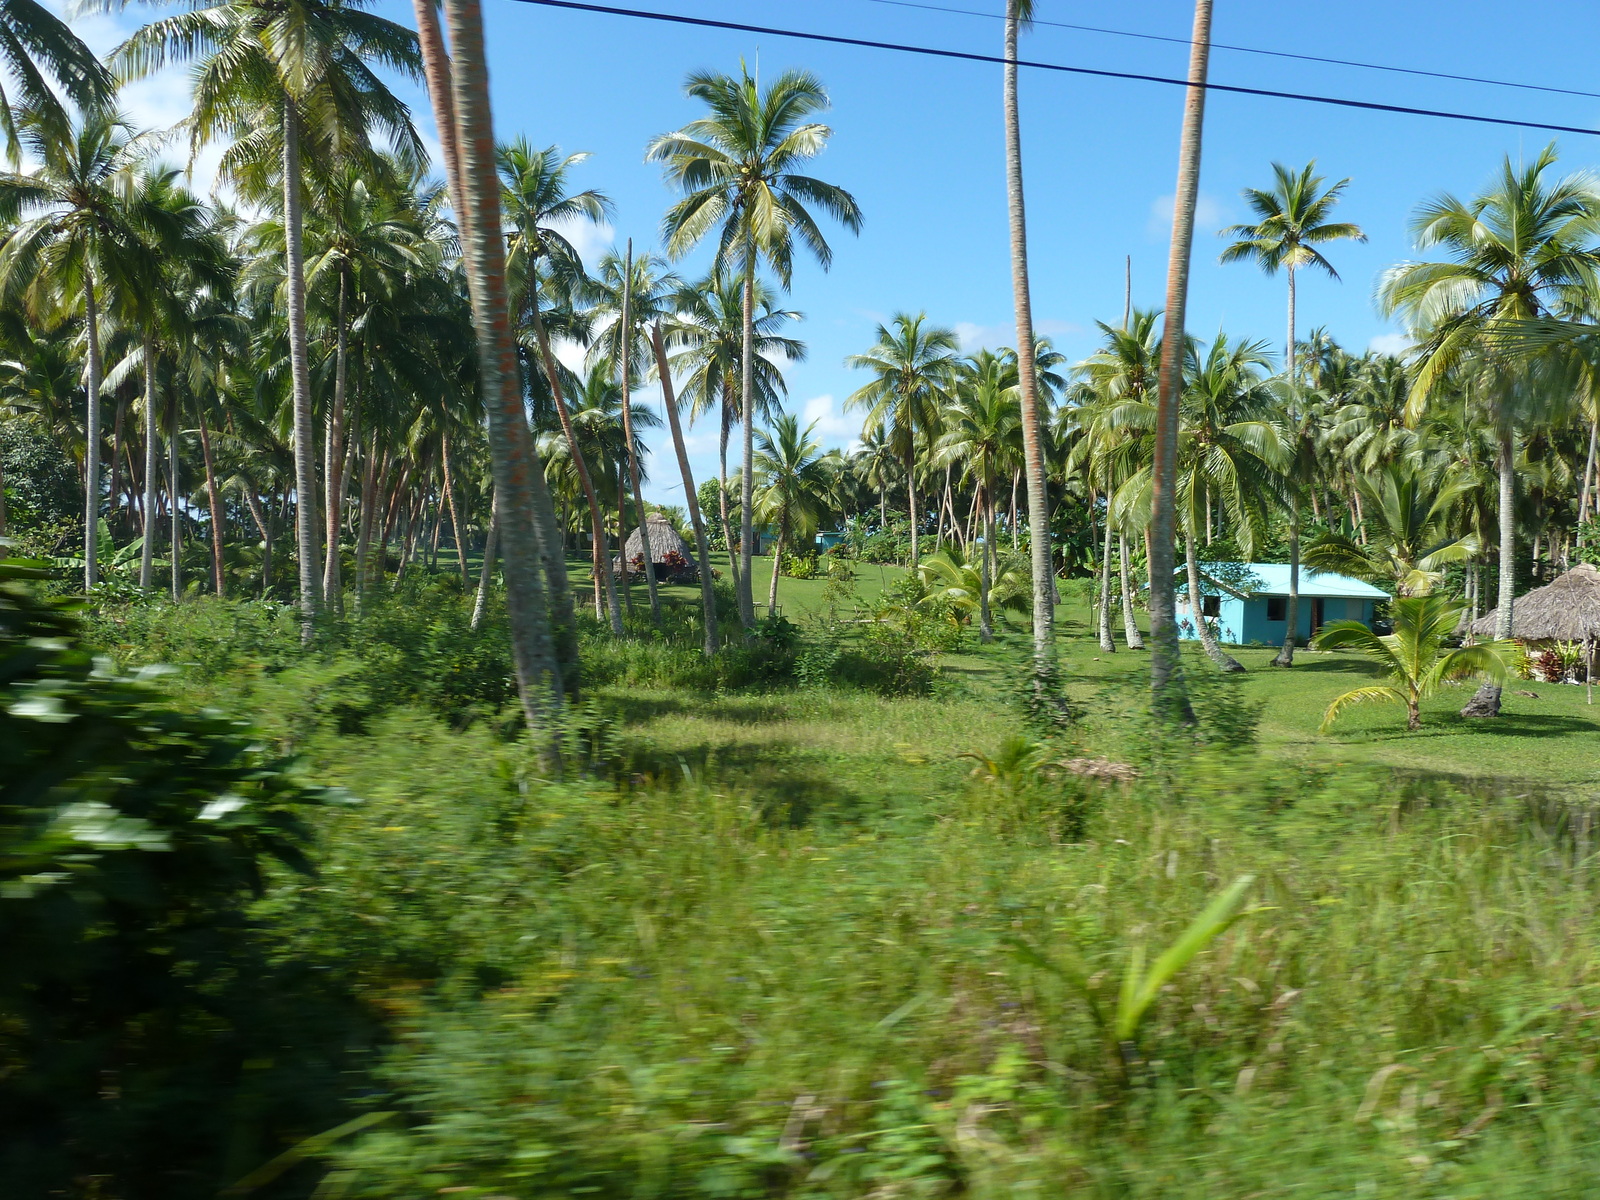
(1274, 264), (1300, 667)
(1004, 0), (1054, 668)
(322, 265), (350, 608)
(1463, 428), (1516, 718)
(1149, 0), (1212, 723)
(767, 519), (785, 613)
(282, 100), (321, 631)
(109, 397), (124, 535)
(530, 301), (621, 633)
(242, 481), (272, 597)
(1119, 533), (1144, 649)
(139, 333), (158, 590)
(1580, 415), (1598, 533)
(904, 448), (919, 567)
(472, 492), (498, 629)
(198, 413), (225, 596)
(169, 405), (182, 603)
(1185, 525), (1244, 671)
(82, 267), (103, 591)
(1097, 517), (1116, 652)
(619, 241), (660, 626)
(978, 488), (994, 643)
(355, 440), (382, 607)
(718, 409), (740, 595)
(440, 431), (471, 589)
(443, 0), (564, 737)
(654, 319), (719, 655)
(738, 260), (758, 632)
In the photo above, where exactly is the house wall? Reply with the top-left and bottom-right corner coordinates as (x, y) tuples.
(1180, 596), (1376, 645)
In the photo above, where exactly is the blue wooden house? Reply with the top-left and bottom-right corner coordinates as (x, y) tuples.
(1178, 563), (1389, 647)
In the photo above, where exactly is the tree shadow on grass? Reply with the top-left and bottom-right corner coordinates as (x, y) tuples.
(620, 737), (878, 826)
(1334, 711), (1597, 744)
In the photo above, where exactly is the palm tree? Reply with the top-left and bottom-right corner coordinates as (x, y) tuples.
(846, 313), (960, 564)
(648, 64), (862, 633)
(1313, 594), (1511, 732)
(0, 109), (165, 591)
(1303, 462), (1478, 596)
(115, 0), (424, 626)
(438, 0), (564, 739)
(1149, 0), (1213, 722)
(1379, 144), (1600, 717)
(752, 412), (829, 613)
(0, 0), (112, 159)
(935, 359), (1023, 641)
(1001, 0), (1055, 667)
(669, 268), (802, 588)
(499, 139), (622, 634)
(1221, 161), (1366, 667)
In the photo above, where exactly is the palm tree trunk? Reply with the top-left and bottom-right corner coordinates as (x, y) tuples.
(653, 319), (719, 655)
(443, 0), (564, 738)
(169, 405), (181, 603)
(904, 448), (919, 567)
(242, 480), (271, 597)
(767, 519), (785, 613)
(82, 265), (103, 592)
(1581, 415), (1598, 533)
(139, 333), (158, 590)
(1009, 469), (1020, 550)
(1185, 525), (1244, 671)
(1097, 517), (1116, 652)
(355, 440), (382, 607)
(1464, 428), (1516, 718)
(738, 258), (758, 632)
(1149, 0), (1212, 723)
(619, 242), (661, 627)
(322, 265), (350, 608)
(472, 492), (498, 630)
(1004, 0), (1055, 668)
(108, 397), (124, 536)
(282, 98), (322, 631)
(530, 300), (621, 633)
(198, 413), (225, 596)
(1119, 534), (1144, 649)
(978, 488), (994, 644)
(1274, 507), (1300, 666)
(718, 409), (740, 596)
(440, 431), (470, 589)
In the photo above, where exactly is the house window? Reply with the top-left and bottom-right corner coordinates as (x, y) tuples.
(1266, 596), (1287, 622)
(1202, 595), (1221, 618)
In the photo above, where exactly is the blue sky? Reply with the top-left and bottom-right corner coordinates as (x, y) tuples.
(63, 0), (1600, 506)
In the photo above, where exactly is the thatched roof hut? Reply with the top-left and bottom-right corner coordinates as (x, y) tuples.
(1471, 563), (1600, 641)
(614, 513), (697, 582)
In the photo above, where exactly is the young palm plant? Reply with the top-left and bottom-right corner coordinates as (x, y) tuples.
(752, 413), (829, 614)
(1313, 594), (1512, 732)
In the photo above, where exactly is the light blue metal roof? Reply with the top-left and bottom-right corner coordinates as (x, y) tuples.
(1212, 562), (1390, 600)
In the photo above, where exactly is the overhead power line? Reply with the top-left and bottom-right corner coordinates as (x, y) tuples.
(511, 0), (1600, 140)
(860, 0), (1600, 104)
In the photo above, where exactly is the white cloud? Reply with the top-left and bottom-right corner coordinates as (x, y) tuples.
(551, 215), (615, 274)
(800, 394), (860, 449)
(1146, 191), (1229, 241)
(954, 321), (1014, 351)
(1368, 332), (1412, 358)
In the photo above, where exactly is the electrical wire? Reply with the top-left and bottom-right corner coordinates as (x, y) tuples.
(859, 0), (1600, 103)
(510, 0), (1600, 139)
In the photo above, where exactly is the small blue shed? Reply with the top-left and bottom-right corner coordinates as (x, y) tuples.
(1178, 562), (1389, 647)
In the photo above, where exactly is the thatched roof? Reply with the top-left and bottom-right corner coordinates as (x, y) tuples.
(616, 513), (689, 567)
(1471, 563), (1600, 641)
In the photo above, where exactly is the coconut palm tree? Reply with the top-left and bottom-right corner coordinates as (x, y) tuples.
(1379, 144), (1600, 717)
(1221, 161), (1366, 667)
(753, 412), (829, 613)
(0, 108), (167, 590)
(115, 0), (424, 627)
(0, 0), (112, 159)
(1149, 0), (1213, 721)
(846, 312), (961, 565)
(438, 0), (564, 739)
(1303, 462), (1479, 595)
(669, 268), (802, 589)
(935, 358), (1023, 641)
(1313, 594), (1511, 732)
(1001, 0), (1055, 666)
(648, 64), (862, 633)
(494, 139), (622, 633)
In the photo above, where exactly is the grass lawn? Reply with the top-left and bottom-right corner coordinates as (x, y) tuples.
(597, 555), (1600, 793)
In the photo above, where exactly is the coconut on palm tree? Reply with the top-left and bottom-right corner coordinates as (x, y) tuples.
(648, 64), (861, 634)
(1313, 594), (1511, 732)
(1221, 160), (1366, 667)
(1380, 144), (1600, 717)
